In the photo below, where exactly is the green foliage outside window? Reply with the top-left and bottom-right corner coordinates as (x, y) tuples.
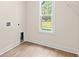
(41, 1), (52, 15)
(41, 1), (53, 31)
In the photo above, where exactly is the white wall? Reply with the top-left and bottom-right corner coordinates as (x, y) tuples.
(0, 1), (79, 55)
(24, 1), (79, 54)
(0, 2), (25, 55)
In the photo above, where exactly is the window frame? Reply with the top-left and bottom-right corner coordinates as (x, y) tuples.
(39, 1), (55, 33)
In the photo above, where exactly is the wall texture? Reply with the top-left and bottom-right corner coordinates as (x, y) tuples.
(0, 1), (79, 55)
(24, 1), (79, 54)
(0, 2), (25, 55)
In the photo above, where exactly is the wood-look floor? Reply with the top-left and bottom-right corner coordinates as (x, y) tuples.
(0, 41), (78, 57)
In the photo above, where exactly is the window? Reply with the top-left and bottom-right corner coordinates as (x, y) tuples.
(39, 1), (55, 33)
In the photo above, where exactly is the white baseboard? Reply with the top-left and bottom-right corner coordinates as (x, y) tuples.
(25, 40), (79, 55)
(0, 41), (20, 55)
(0, 40), (79, 56)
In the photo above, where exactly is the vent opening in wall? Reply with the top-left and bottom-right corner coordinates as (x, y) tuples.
(20, 32), (24, 42)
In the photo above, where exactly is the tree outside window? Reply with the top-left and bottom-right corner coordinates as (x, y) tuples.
(40, 1), (55, 32)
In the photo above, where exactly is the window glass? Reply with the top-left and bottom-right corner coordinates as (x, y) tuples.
(40, 1), (55, 32)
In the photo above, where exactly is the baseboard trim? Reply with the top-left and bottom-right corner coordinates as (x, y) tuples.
(25, 41), (79, 56)
(0, 40), (78, 56)
(0, 41), (20, 55)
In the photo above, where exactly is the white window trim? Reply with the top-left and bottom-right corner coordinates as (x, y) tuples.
(39, 1), (55, 33)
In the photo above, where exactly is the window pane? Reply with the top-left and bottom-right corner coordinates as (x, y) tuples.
(41, 1), (52, 16)
(41, 16), (52, 31)
(40, 1), (54, 32)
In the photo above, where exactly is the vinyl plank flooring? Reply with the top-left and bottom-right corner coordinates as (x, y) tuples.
(0, 41), (78, 57)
